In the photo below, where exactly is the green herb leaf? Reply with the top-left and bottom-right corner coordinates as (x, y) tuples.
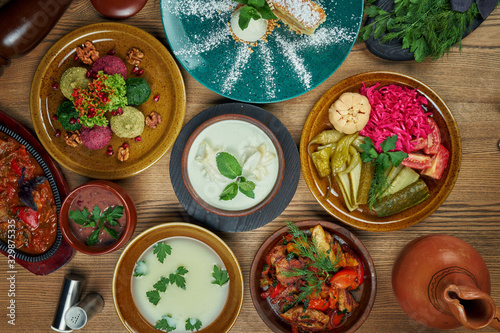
(69, 208), (91, 226)
(86, 228), (100, 246)
(153, 276), (169, 292)
(216, 152), (242, 179)
(133, 260), (147, 277)
(104, 226), (119, 239)
(380, 135), (397, 152)
(219, 182), (239, 201)
(388, 150), (408, 167)
(91, 205), (101, 225)
(185, 318), (203, 331)
(102, 205), (124, 226)
(248, 0), (264, 7)
(155, 316), (176, 331)
(212, 265), (230, 286)
(146, 289), (161, 306)
(169, 266), (188, 289)
(259, 3), (277, 20)
(153, 242), (172, 263)
(238, 180), (255, 199)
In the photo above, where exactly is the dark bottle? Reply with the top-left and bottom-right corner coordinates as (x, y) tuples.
(0, 0), (72, 76)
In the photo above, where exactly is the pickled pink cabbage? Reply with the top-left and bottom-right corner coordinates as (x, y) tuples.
(359, 83), (432, 154)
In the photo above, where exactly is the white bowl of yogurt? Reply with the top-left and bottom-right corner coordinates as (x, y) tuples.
(181, 114), (285, 217)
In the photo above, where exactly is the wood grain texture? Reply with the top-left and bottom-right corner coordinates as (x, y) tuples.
(0, 0), (499, 332)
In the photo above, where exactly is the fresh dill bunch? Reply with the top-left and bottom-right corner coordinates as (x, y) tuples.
(367, 162), (391, 208)
(359, 0), (482, 62)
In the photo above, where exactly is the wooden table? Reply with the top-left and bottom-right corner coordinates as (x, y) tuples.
(1, 0), (499, 332)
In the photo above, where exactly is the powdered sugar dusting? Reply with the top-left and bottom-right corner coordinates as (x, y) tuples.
(275, 35), (312, 89)
(164, 0), (232, 21)
(174, 26), (231, 57)
(221, 45), (251, 94)
(294, 26), (356, 49)
(259, 43), (277, 99)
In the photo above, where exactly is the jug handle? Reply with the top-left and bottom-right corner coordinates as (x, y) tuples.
(490, 307), (500, 330)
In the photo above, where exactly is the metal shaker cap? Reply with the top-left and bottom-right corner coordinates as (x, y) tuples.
(64, 293), (104, 330)
(51, 274), (84, 332)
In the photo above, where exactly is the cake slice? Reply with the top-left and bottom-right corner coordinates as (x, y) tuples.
(268, 0), (326, 36)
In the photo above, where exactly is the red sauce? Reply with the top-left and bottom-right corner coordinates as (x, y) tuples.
(68, 186), (126, 247)
(0, 136), (57, 255)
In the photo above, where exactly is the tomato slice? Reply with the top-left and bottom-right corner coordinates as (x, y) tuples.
(341, 244), (364, 286)
(308, 298), (329, 312)
(421, 145), (449, 180)
(401, 153), (432, 169)
(410, 137), (428, 151)
(423, 118), (441, 155)
(331, 311), (345, 327)
(330, 269), (358, 290)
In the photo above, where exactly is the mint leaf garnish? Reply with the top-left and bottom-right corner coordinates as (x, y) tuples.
(219, 182), (238, 201)
(233, 0), (277, 30)
(216, 152), (242, 179)
(238, 180), (256, 199)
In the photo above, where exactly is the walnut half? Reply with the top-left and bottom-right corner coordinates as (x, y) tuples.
(65, 130), (81, 148)
(145, 111), (162, 129)
(127, 48), (144, 66)
(117, 146), (130, 162)
(76, 41), (99, 65)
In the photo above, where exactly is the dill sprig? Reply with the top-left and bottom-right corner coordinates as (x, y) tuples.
(283, 222), (342, 308)
(359, 0), (483, 62)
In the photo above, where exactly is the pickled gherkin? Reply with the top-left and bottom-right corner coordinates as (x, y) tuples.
(331, 133), (358, 173)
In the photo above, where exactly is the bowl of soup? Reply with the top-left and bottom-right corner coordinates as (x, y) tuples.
(113, 222), (244, 332)
(59, 180), (137, 255)
(181, 114), (285, 217)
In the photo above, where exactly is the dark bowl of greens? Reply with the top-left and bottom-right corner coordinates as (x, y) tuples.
(250, 221), (376, 333)
(59, 180), (137, 255)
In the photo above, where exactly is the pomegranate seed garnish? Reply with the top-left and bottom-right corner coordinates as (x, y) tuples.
(52, 115), (58, 121)
(52, 83), (59, 90)
(77, 200), (84, 205)
(111, 111), (117, 116)
(54, 130), (61, 138)
(74, 54), (79, 61)
(122, 143), (129, 148)
(132, 66), (139, 73)
(153, 94), (160, 102)
(86, 70), (92, 78)
(135, 136), (141, 142)
(106, 150), (114, 156)
(137, 69), (144, 76)
(118, 107), (123, 115)
(89, 107), (95, 113)
(69, 118), (76, 124)
(77, 118), (80, 123)
(91, 71), (98, 79)
(108, 49), (116, 55)
(107, 145), (113, 151)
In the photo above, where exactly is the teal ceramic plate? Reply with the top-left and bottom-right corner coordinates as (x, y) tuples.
(161, 0), (363, 103)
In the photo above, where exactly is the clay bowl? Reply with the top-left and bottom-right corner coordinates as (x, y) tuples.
(300, 71), (462, 231)
(59, 180), (137, 255)
(250, 220), (376, 333)
(113, 222), (244, 333)
(181, 113), (285, 217)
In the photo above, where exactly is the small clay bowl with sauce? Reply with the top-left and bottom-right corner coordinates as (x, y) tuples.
(59, 180), (137, 255)
(181, 114), (285, 217)
(250, 220), (376, 333)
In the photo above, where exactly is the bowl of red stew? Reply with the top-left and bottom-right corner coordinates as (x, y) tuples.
(250, 221), (376, 333)
(59, 180), (137, 255)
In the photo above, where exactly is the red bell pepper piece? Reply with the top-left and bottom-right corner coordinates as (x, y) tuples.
(14, 206), (38, 229)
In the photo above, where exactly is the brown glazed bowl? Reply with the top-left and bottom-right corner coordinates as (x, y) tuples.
(250, 220), (376, 333)
(181, 113), (285, 217)
(113, 223), (244, 333)
(300, 71), (462, 231)
(59, 180), (137, 255)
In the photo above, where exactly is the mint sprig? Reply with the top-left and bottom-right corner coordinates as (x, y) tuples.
(69, 205), (124, 246)
(233, 0), (277, 30)
(216, 152), (256, 201)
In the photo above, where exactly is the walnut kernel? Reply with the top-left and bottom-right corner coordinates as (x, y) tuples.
(145, 111), (162, 129)
(64, 130), (81, 148)
(76, 41), (99, 65)
(117, 146), (130, 162)
(127, 48), (144, 66)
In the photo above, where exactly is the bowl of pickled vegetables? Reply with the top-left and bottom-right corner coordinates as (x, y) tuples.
(250, 221), (376, 332)
(300, 71), (461, 231)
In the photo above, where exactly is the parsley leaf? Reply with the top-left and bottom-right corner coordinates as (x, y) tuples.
(146, 289), (161, 306)
(133, 261), (147, 277)
(153, 276), (169, 293)
(102, 206), (124, 226)
(153, 242), (172, 263)
(185, 318), (203, 331)
(212, 265), (229, 286)
(155, 316), (176, 332)
(169, 266), (188, 290)
(104, 226), (119, 239)
(380, 135), (397, 152)
(87, 228), (100, 246)
(69, 208), (91, 226)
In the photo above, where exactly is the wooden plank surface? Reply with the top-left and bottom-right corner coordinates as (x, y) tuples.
(0, 0), (499, 332)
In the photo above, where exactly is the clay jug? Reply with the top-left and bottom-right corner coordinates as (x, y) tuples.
(392, 234), (500, 330)
(0, 0), (72, 76)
